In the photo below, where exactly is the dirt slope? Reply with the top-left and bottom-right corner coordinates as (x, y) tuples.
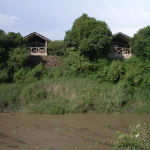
(26, 55), (62, 68)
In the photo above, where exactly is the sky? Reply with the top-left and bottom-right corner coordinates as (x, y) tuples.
(0, 0), (150, 41)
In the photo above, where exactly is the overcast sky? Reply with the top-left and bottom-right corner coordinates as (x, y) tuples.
(0, 0), (150, 41)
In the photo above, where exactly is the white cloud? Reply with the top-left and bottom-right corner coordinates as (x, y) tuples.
(39, 30), (66, 41)
(0, 13), (20, 32)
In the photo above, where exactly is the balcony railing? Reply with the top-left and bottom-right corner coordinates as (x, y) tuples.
(111, 47), (131, 54)
(28, 47), (47, 56)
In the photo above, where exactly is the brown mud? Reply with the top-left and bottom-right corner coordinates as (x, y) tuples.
(0, 113), (150, 150)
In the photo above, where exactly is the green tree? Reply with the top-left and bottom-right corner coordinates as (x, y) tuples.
(0, 31), (27, 49)
(0, 30), (29, 82)
(64, 14), (113, 61)
(131, 26), (150, 59)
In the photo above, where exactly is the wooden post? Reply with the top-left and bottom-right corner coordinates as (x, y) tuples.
(45, 40), (47, 53)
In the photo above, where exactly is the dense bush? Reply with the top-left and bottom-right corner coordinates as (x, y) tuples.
(131, 26), (150, 59)
(64, 14), (113, 61)
(47, 40), (66, 56)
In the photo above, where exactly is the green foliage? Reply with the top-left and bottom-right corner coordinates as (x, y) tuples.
(0, 29), (6, 36)
(13, 63), (47, 83)
(47, 40), (66, 56)
(122, 56), (150, 89)
(24, 63), (47, 83)
(7, 47), (29, 74)
(28, 99), (69, 114)
(0, 30), (29, 83)
(110, 120), (150, 150)
(21, 84), (47, 105)
(62, 51), (92, 77)
(0, 83), (22, 109)
(97, 59), (124, 83)
(1, 77), (150, 114)
(64, 14), (113, 60)
(0, 69), (9, 83)
(13, 67), (30, 83)
(0, 46), (6, 69)
(0, 31), (27, 49)
(131, 26), (150, 59)
(48, 66), (64, 78)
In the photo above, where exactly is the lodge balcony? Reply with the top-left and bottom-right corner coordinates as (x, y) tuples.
(29, 47), (47, 56)
(111, 47), (131, 54)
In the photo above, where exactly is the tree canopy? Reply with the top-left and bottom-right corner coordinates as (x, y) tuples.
(64, 14), (113, 61)
(131, 26), (150, 59)
(0, 30), (29, 82)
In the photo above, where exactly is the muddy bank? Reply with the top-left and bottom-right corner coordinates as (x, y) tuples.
(0, 113), (150, 150)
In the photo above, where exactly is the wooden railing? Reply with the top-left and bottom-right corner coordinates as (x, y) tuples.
(29, 47), (47, 54)
(111, 47), (131, 54)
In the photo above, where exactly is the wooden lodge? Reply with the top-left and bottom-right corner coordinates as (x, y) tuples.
(108, 32), (132, 59)
(25, 32), (51, 56)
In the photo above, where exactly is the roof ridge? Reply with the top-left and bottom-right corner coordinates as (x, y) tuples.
(113, 32), (130, 39)
(25, 32), (51, 41)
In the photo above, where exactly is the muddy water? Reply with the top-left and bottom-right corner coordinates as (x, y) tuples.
(0, 113), (150, 150)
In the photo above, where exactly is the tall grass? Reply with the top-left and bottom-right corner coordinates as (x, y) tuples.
(1, 77), (150, 114)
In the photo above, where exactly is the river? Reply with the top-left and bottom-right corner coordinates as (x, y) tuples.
(0, 113), (150, 150)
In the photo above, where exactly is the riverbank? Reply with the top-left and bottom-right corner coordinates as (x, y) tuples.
(0, 77), (150, 114)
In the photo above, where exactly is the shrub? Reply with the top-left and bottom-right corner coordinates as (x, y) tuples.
(13, 67), (30, 83)
(49, 66), (64, 78)
(24, 63), (47, 83)
(47, 40), (66, 56)
(110, 120), (150, 150)
(97, 59), (124, 83)
(62, 51), (92, 77)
